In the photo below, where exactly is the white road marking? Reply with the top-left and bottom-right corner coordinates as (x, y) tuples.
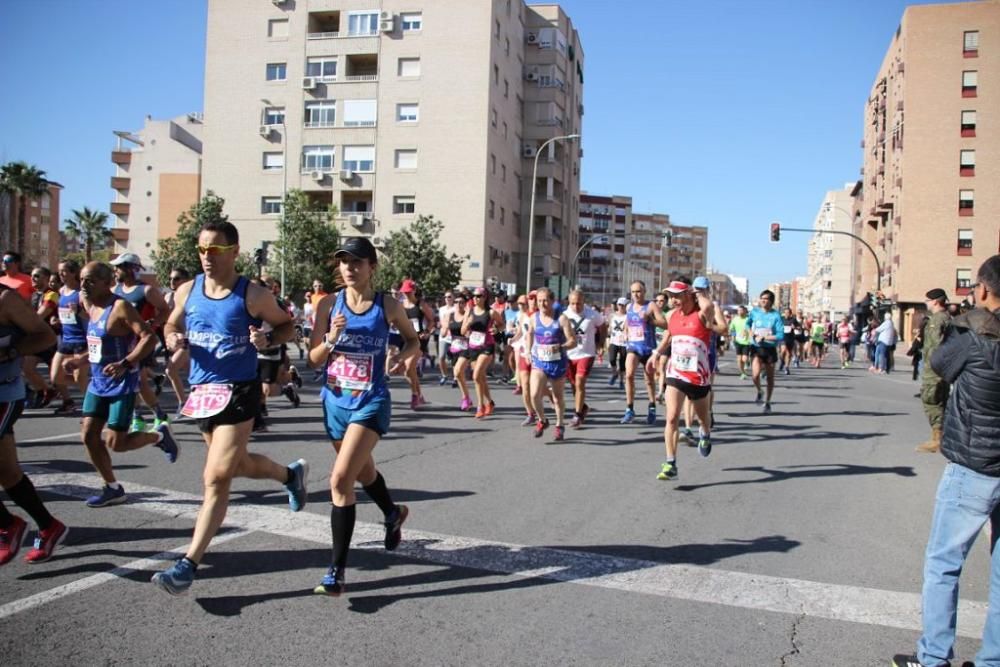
(18, 433), (81, 444)
(0, 529), (247, 620)
(14, 468), (988, 639)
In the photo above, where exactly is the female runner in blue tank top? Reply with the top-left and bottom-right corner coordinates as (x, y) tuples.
(51, 259), (90, 410)
(526, 287), (577, 442)
(308, 236), (422, 597)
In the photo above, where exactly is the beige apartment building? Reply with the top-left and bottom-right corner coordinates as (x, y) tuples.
(854, 0), (998, 338)
(201, 0), (583, 291)
(664, 223), (708, 282)
(801, 186), (855, 316)
(110, 114), (204, 266)
(0, 182), (63, 270)
(577, 193), (631, 303)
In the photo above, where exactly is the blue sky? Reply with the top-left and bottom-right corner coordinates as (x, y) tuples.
(0, 0), (959, 292)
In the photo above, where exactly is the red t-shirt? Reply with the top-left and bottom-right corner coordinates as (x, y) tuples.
(0, 272), (33, 300)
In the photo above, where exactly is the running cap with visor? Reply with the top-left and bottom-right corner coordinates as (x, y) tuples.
(663, 280), (690, 294)
(334, 237), (378, 262)
(616, 297), (628, 306)
(110, 252), (144, 269)
(400, 278), (417, 293)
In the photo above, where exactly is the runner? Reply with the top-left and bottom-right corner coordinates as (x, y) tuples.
(502, 294), (520, 384)
(729, 305), (751, 380)
(163, 268), (191, 414)
(307, 236), (415, 597)
(745, 289), (784, 414)
(110, 253), (171, 433)
(510, 293), (537, 422)
(809, 314), (827, 368)
(441, 294), (473, 410)
(653, 292), (670, 404)
(151, 221), (306, 595)
(436, 290), (456, 385)
(564, 289), (605, 428)
(399, 279), (434, 409)
(52, 261), (90, 413)
(621, 281), (669, 425)
(794, 309), (807, 367)
(462, 286), (503, 418)
(0, 286), (68, 565)
(653, 279), (717, 480)
(74, 262), (179, 508)
(23, 267), (61, 409)
(836, 314), (855, 369)
(253, 279), (300, 432)
(607, 297), (628, 388)
(526, 287), (577, 441)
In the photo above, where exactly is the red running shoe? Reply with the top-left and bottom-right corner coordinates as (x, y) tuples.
(24, 519), (68, 564)
(0, 515), (27, 565)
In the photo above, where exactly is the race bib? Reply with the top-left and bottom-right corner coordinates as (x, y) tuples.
(327, 351), (374, 392)
(181, 383), (233, 419)
(58, 306), (76, 326)
(783, 325), (793, 334)
(469, 331), (487, 348)
(86, 335), (102, 363)
(627, 324), (646, 342)
(672, 354), (698, 373)
(449, 338), (469, 353)
(754, 327), (770, 339)
(409, 318), (420, 332)
(534, 343), (561, 362)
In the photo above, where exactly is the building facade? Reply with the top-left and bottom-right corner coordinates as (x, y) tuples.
(110, 114), (204, 266)
(663, 223), (708, 282)
(855, 0), (998, 337)
(577, 193), (631, 303)
(0, 182), (62, 270)
(201, 0), (583, 291)
(801, 186), (855, 316)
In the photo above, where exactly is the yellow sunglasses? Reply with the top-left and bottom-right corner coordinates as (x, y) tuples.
(197, 244), (236, 255)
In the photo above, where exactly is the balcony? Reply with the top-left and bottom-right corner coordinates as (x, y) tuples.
(110, 176), (130, 191)
(110, 227), (130, 243)
(110, 202), (130, 216)
(111, 151), (132, 165)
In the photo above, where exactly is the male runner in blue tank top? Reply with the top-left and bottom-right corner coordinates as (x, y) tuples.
(308, 237), (420, 596)
(151, 220), (307, 595)
(621, 281), (670, 425)
(74, 262), (179, 508)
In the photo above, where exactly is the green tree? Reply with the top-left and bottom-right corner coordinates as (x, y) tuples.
(0, 161), (49, 259)
(64, 207), (113, 262)
(374, 215), (467, 296)
(272, 189), (340, 295)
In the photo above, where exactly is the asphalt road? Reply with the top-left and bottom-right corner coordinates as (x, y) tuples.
(0, 351), (992, 666)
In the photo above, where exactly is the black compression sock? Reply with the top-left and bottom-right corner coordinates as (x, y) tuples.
(330, 503), (357, 572)
(627, 403), (634, 411)
(7, 475), (54, 530)
(362, 472), (396, 518)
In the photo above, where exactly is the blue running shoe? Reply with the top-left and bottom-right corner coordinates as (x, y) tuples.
(313, 566), (345, 596)
(646, 404), (656, 425)
(682, 428), (696, 445)
(154, 422), (179, 463)
(607, 375), (616, 387)
(620, 408), (635, 424)
(151, 558), (195, 595)
(285, 459), (309, 512)
(698, 435), (712, 458)
(86, 484), (126, 508)
(763, 403), (772, 415)
(384, 505), (409, 551)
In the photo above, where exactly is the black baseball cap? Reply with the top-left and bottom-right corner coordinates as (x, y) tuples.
(334, 237), (378, 262)
(926, 288), (947, 301)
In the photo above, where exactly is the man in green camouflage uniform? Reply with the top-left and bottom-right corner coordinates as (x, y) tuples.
(917, 288), (951, 453)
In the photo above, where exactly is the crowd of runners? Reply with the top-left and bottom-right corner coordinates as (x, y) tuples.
(0, 230), (898, 596)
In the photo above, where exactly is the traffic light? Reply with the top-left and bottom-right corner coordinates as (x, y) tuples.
(769, 223), (781, 243)
(253, 242), (270, 266)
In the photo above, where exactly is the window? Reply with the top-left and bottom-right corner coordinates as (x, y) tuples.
(505, 37), (510, 56)
(347, 11), (378, 36)
(302, 145), (335, 172)
(304, 101), (336, 128)
(962, 110), (977, 137)
(263, 107), (285, 125)
(261, 197), (283, 215)
(491, 153), (496, 174)
(960, 150), (975, 176)
(343, 99), (377, 127)
(396, 103), (419, 122)
(501, 164), (506, 182)
(489, 199), (495, 219)
(494, 63), (499, 85)
(491, 107), (498, 128)
(263, 152), (284, 171)
(963, 70), (978, 97)
(268, 19), (289, 39)
(502, 121), (508, 139)
(306, 57), (337, 81)
(495, 19), (500, 40)
(394, 149), (417, 169)
(398, 57), (421, 77)
(957, 268), (973, 293)
(958, 229), (973, 255)
(342, 145), (375, 172)
(964, 31), (979, 56)
(266, 62), (287, 81)
(400, 12), (422, 31)
(959, 189), (975, 215)
(500, 207), (505, 225)
(394, 196), (415, 214)
(504, 79), (509, 98)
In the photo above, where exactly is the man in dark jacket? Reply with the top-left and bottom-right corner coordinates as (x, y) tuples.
(893, 256), (1000, 667)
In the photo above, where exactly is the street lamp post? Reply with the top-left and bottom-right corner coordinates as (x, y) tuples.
(262, 98), (288, 298)
(570, 233), (608, 287)
(525, 133), (580, 292)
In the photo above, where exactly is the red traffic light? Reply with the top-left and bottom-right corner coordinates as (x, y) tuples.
(769, 223), (781, 243)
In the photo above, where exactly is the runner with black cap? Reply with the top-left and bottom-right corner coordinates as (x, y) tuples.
(308, 236), (416, 597)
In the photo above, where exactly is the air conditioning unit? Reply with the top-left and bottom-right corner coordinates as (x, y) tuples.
(310, 170), (325, 181)
(526, 31), (538, 44)
(380, 17), (394, 32)
(379, 10), (392, 20)
(339, 169), (355, 181)
(349, 214), (365, 228)
(372, 235), (386, 249)
(302, 77), (317, 90)
(525, 70), (539, 82)
(259, 125), (272, 137)
(522, 144), (536, 158)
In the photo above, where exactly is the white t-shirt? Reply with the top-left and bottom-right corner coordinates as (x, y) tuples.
(303, 301), (315, 328)
(609, 313), (627, 347)
(565, 306), (605, 360)
(438, 305), (454, 340)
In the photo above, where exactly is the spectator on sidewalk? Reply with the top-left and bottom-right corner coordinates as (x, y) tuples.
(916, 289), (951, 454)
(872, 313), (897, 374)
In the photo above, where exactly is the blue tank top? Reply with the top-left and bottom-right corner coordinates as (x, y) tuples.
(186, 274), (261, 385)
(322, 290), (390, 410)
(58, 288), (86, 345)
(114, 282), (147, 312)
(626, 302), (656, 354)
(86, 295), (140, 397)
(531, 312), (567, 370)
(0, 320), (25, 402)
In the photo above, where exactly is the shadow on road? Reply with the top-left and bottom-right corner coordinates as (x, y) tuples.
(229, 486), (476, 508)
(674, 463), (916, 492)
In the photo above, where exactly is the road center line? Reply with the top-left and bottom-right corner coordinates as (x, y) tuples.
(19, 432), (82, 444)
(20, 467), (987, 638)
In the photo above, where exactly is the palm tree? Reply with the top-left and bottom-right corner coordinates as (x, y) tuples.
(64, 207), (113, 262)
(0, 161), (49, 258)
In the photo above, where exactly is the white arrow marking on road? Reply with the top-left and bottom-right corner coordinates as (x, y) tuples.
(11, 468), (989, 639)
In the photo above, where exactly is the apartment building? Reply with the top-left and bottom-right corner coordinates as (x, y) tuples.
(708, 271), (742, 308)
(0, 181), (63, 270)
(663, 223), (708, 281)
(854, 0), (998, 337)
(800, 186), (855, 316)
(768, 280), (797, 312)
(631, 211), (671, 290)
(201, 0), (583, 291)
(577, 193), (631, 303)
(727, 274), (749, 304)
(110, 114), (204, 266)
